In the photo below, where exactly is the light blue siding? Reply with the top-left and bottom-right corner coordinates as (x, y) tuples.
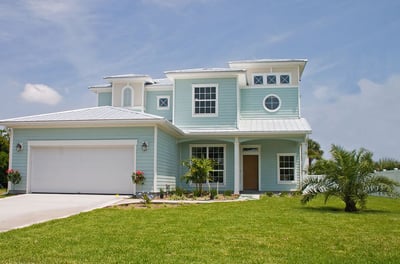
(240, 87), (299, 118)
(146, 91), (173, 121)
(98, 92), (112, 106)
(156, 129), (178, 190)
(174, 78), (237, 128)
(243, 139), (301, 191)
(11, 127), (155, 193)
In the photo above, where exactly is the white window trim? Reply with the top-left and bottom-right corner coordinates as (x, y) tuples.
(252, 74), (265, 85)
(192, 84), (219, 117)
(277, 153), (297, 184)
(189, 144), (226, 186)
(121, 86), (134, 107)
(157, 95), (170, 110)
(263, 94), (281, 112)
(251, 73), (292, 86)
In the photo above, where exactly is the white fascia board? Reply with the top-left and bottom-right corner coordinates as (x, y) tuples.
(3, 119), (184, 136)
(88, 87), (112, 93)
(165, 70), (246, 79)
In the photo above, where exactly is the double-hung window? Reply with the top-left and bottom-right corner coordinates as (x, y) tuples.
(278, 154), (296, 183)
(193, 84), (218, 116)
(191, 145), (225, 184)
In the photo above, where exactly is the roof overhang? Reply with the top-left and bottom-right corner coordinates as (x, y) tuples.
(165, 68), (246, 79)
(103, 74), (153, 83)
(229, 59), (308, 79)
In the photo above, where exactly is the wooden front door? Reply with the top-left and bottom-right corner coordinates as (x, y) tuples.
(243, 155), (259, 190)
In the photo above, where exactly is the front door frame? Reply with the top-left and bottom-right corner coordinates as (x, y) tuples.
(241, 145), (261, 192)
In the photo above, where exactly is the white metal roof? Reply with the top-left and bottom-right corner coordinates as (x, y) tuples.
(0, 106), (164, 123)
(103, 74), (150, 79)
(181, 118), (311, 136)
(238, 118), (311, 133)
(165, 68), (246, 74)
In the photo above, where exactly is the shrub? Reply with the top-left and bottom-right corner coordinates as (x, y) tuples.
(223, 190), (233, 196)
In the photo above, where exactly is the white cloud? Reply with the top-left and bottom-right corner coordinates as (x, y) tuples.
(304, 74), (400, 159)
(21, 83), (62, 105)
(24, 0), (78, 21)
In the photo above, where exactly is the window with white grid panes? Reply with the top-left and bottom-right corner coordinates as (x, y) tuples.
(193, 85), (217, 116)
(278, 154), (295, 182)
(191, 145), (225, 183)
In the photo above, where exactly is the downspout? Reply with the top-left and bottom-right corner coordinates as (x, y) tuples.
(6, 128), (13, 194)
(153, 126), (158, 192)
(297, 65), (301, 118)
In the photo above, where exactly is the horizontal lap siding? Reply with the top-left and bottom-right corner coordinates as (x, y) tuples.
(174, 78), (237, 128)
(156, 129), (177, 190)
(240, 87), (299, 118)
(11, 127), (155, 193)
(146, 91), (173, 121)
(98, 92), (112, 106)
(262, 140), (300, 191)
(243, 139), (301, 192)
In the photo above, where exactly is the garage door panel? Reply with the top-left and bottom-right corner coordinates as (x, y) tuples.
(30, 143), (135, 194)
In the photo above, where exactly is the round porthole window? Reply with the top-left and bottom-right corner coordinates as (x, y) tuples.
(263, 94), (281, 112)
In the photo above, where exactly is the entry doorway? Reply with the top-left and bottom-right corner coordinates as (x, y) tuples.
(242, 146), (260, 191)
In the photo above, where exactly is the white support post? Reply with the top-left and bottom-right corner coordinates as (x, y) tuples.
(234, 137), (240, 194)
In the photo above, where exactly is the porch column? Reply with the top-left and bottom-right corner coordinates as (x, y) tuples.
(234, 137), (240, 194)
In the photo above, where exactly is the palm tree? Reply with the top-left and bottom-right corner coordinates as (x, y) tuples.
(301, 145), (399, 212)
(307, 138), (324, 170)
(182, 157), (216, 196)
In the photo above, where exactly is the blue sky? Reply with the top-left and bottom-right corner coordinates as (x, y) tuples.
(0, 0), (399, 159)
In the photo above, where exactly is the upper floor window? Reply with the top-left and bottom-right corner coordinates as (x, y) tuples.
(252, 73), (291, 85)
(263, 94), (281, 112)
(157, 96), (170, 110)
(280, 74), (290, 84)
(278, 154), (296, 183)
(267, 75), (277, 84)
(193, 84), (218, 116)
(253, 75), (264, 85)
(122, 87), (133, 107)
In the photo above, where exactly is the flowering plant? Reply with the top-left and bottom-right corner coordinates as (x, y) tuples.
(6, 169), (21, 184)
(132, 170), (145, 185)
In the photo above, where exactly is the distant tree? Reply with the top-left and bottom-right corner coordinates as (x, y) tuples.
(301, 145), (399, 212)
(307, 138), (324, 173)
(0, 129), (10, 188)
(182, 157), (216, 196)
(374, 158), (400, 171)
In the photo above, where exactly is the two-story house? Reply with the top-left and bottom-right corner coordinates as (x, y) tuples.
(0, 59), (311, 194)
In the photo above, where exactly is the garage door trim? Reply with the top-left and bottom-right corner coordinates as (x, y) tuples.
(27, 140), (137, 193)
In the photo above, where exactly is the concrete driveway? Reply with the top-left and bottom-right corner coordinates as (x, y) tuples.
(0, 194), (127, 232)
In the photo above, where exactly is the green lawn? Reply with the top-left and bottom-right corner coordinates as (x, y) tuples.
(0, 189), (7, 198)
(1, 196), (399, 263)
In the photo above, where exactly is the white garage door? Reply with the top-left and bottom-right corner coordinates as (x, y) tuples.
(29, 140), (136, 194)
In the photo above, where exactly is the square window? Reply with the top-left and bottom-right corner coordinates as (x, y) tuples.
(280, 75), (290, 84)
(253, 75), (264, 85)
(267, 75), (277, 84)
(157, 96), (170, 110)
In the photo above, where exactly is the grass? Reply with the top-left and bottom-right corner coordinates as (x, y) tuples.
(0, 188), (8, 198)
(0, 196), (399, 263)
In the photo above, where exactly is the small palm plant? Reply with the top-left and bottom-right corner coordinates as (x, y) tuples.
(301, 145), (399, 212)
(182, 157), (216, 196)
